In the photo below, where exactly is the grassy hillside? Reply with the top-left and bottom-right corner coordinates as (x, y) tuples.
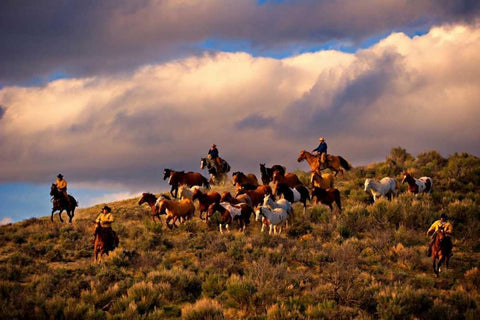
(1, 149), (479, 319)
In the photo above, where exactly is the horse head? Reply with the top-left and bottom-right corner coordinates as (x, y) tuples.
(364, 179), (372, 191)
(139, 192), (156, 206)
(163, 169), (173, 181)
(297, 150), (306, 162)
(401, 172), (412, 184)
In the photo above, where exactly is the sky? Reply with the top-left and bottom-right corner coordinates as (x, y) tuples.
(1, 0), (480, 223)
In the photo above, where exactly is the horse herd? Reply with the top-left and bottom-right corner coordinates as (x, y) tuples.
(135, 150), (433, 235)
(48, 150), (436, 263)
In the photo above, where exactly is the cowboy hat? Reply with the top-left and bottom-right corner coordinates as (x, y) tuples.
(318, 137), (325, 142)
(57, 174), (64, 178)
(101, 205), (112, 212)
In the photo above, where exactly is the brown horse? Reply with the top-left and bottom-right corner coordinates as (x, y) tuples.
(310, 187), (342, 213)
(207, 202), (252, 233)
(220, 191), (253, 209)
(259, 163), (286, 185)
(138, 192), (170, 223)
(93, 222), (119, 262)
(432, 226), (452, 277)
(192, 189), (221, 220)
(272, 170), (302, 194)
(156, 197), (195, 229)
(297, 150), (351, 176)
(50, 184), (78, 223)
(235, 185), (272, 208)
(232, 171), (259, 189)
(310, 172), (334, 189)
(163, 169), (210, 198)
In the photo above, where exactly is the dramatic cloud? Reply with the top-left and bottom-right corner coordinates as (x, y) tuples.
(1, 23), (479, 193)
(1, 0), (479, 84)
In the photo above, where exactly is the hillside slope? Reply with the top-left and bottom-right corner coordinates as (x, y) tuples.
(1, 149), (479, 319)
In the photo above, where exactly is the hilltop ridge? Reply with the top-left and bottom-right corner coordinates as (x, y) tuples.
(1, 149), (479, 319)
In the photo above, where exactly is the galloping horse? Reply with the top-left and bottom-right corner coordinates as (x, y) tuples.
(310, 172), (334, 189)
(156, 197), (195, 229)
(93, 222), (119, 262)
(207, 202), (252, 233)
(50, 184), (78, 223)
(138, 193), (170, 223)
(235, 185), (272, 208)
(200, 157), (230, 185)
(275, 184), (310, 215)
(259, 163), (286, 185)
(232, 172), (259, 189)
(364, 177), (397, 202)
(310, 187), (342, 213)
(163, 169), (210, 198)
(297, 150), (351, 176)
(402, 172), (432, 194)
(220, 191), (253, 209)
(431, 226), (452, 277)
(192, 189), (221, 220)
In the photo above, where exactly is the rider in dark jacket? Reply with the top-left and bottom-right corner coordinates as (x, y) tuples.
(313, 137), (328, 165)
(207, 144), (221, 168)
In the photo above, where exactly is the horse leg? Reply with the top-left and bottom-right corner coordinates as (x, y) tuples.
(51, 209), (55, 222)
(58, 209), (64, 223)
(166, 216), (173, 229)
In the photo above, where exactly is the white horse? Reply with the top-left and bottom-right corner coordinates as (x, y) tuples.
(255, 206), (288, 235)
(178, 185), (205, 200)
(263, 194), (293, 218)
(364, 177), (396, 202)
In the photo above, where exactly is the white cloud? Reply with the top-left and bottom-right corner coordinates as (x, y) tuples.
(0, 217), (12, 225)
(0, 22), (479, 191)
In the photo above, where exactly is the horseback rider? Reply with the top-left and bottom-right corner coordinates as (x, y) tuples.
(313, 137), (328, 166)
(426, 213), (453, 257)
(95, 205), (118, 251)
(207, 144), (223, 169)
(55, 174), (71, 206)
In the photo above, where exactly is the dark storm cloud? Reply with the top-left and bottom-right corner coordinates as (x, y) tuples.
(1, 0), (479, 84)
(235, 114), (275, 129)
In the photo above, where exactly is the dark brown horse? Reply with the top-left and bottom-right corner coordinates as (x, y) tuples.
(297, 150), (351, 176)
(235, 185), (272, 208)
(50, 184), (78, 223)
(93, 222), (119, 262)
(432, 226), (452, 277)
(138, 192), (170, 223)
(232, 171), (259, 189)
(163, 169), (210, 198)
(192, 189), (221, 220)
(310, 187), (342, 213)
(207, 202), (252, 233)
(259, 163), (286, 185)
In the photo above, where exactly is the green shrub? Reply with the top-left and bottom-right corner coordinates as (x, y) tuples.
(225, 274), (257, 310)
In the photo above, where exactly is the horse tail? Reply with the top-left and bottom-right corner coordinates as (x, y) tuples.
(339, 156), (352, 171)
